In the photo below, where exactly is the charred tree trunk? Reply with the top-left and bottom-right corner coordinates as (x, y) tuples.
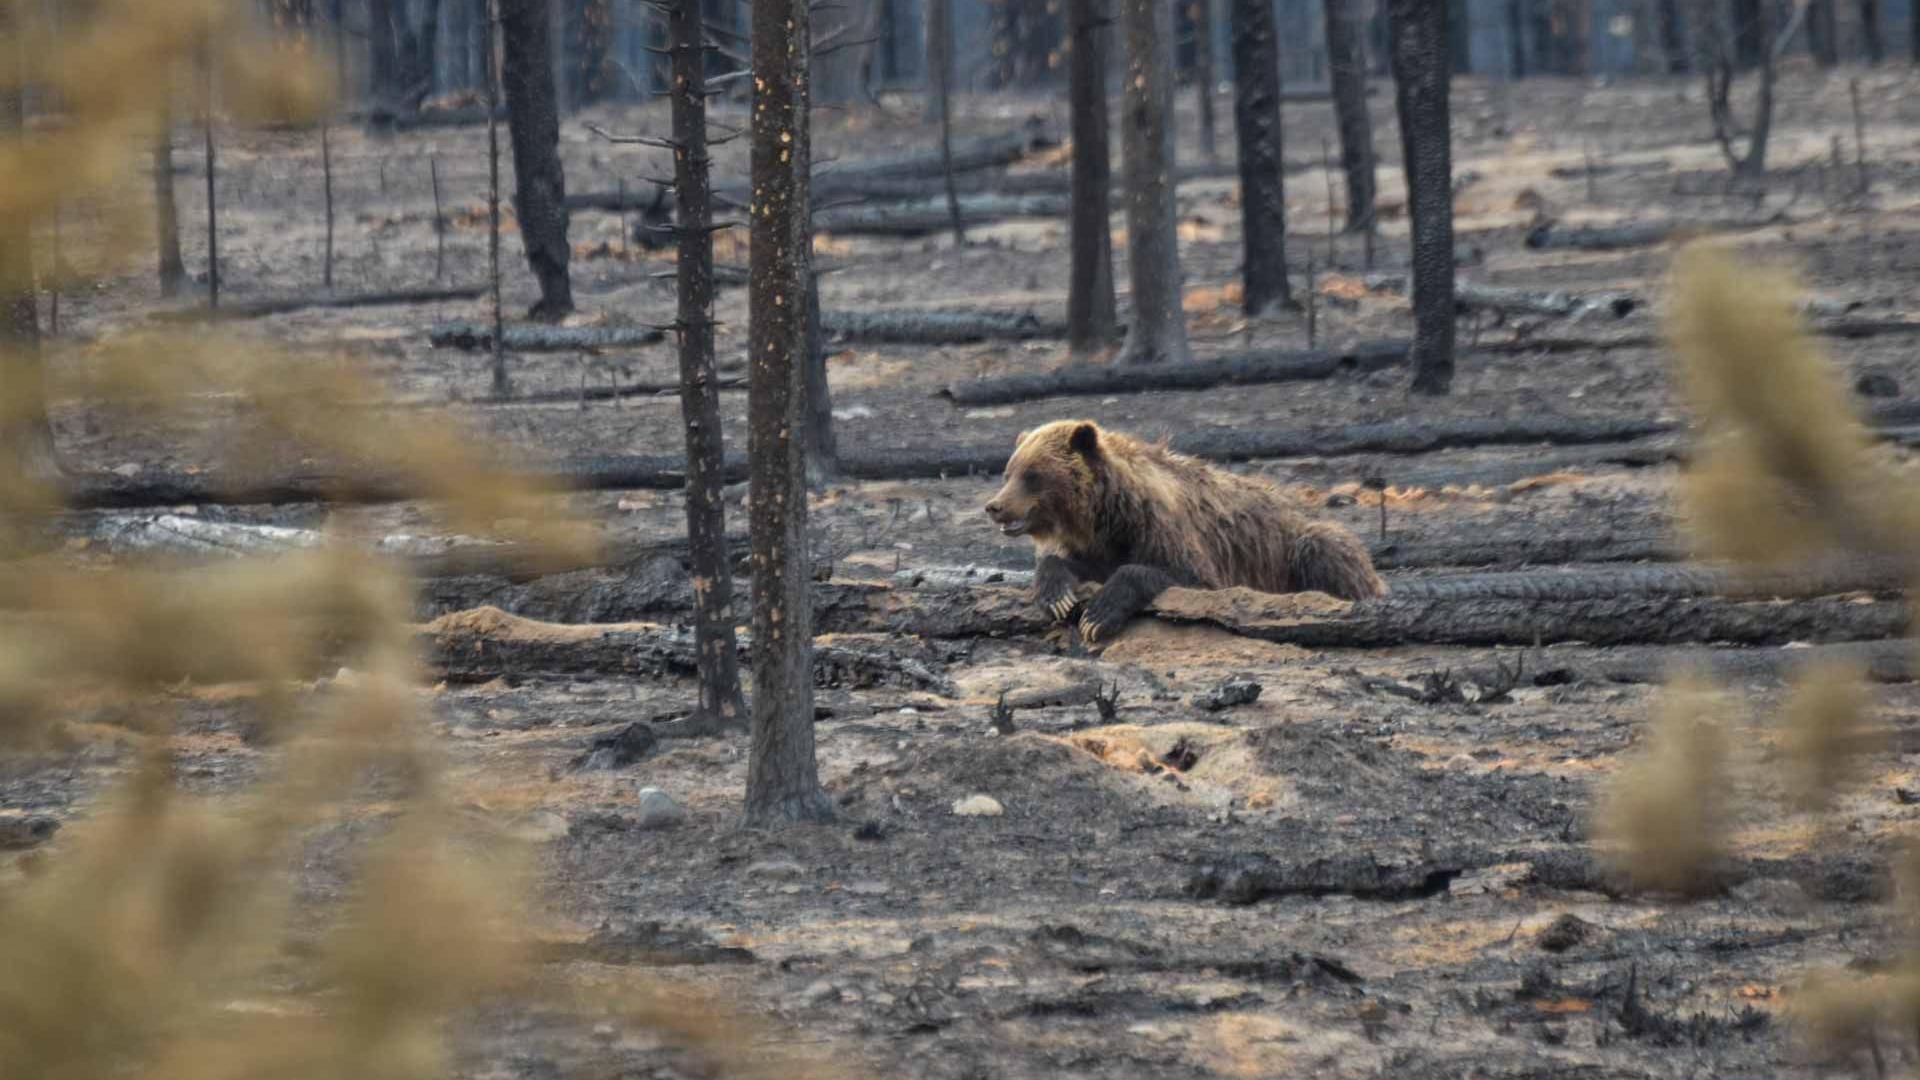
(1860, 0), (1884, 62)
(747, 0), (831, 822)
(1323, 0), (1376, 233)
(1230, 0), (1291, 316)
(1505, 0), (1525, 77)
(202, 55), (219, 311)
(1066, 0), (1117, 356)
(369, 0), (401, 102)
(0, 75), (59, 498)
(152, 103), (185, 298)
(929, 0), (964, 244)
(330, 0), (349, 104)
(499, 0), (575, 321)
(1445, 0), (1470, 73)
(668, 0), (747, 732)
(1387, 0), (1455, 395)
(1192, 0), (1218, 161)
(802, 272), (840, 481)
(1732, 0), (1763, 67)
(1808, 0), (1838, 65)
(1116, 0), (1191, 364)
(1657, 0), (1688, 73)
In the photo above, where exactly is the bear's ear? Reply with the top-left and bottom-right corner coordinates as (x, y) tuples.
(1068, 422), (1100, 459)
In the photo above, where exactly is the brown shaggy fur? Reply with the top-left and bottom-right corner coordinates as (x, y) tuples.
(984, 420), (1385, 635)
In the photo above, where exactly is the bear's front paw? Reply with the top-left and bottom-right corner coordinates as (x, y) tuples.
(1034, 580), (1081, 624)
(1077, 588), (1137, 645)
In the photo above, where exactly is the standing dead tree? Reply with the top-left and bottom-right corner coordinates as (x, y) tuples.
(153, 99), (185, 297)
(664, 0), (748, 734)
(747, 0), (833, 822)
(1230, 0), (1292, 316)
(500, 0), (575, 321)
(486, 0), (508, 396)
(1323, 0), (1376, 233)
(202, 50), (219, 310)
(1859, 0), (1884, 61)
(1066, 0), (1117, 356)
(1702, 0), (1809, 178)
(1116, 0), (1191, 364)
(929, 0), (964, 244)
(1387, 0), (1455, 395)
(1191, 0), (1218, 162)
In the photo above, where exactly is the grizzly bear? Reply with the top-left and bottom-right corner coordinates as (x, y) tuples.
(983, 419), (1386, 642)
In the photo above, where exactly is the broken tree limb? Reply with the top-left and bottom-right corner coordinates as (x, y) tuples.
(428, 322), (667, 352)
(938, 341), (1409, 405)
(151, 286), (487, 321)
(813, 193), (1070, 235)
(420, 607), (956, 694)
(819, 308), (1070, 344)
(1522, 217), (1778, 252)
(1362, 273), (1639, 319)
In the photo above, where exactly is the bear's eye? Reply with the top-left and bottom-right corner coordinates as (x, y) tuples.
(1022, 468), (1042, 489)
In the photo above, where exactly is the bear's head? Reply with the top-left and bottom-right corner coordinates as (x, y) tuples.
(983, 420), (1102, 542)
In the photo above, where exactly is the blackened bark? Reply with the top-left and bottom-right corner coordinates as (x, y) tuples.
(1387, 0), (1455, 395)
(1732, 0), (1763, 68)
(803, 271), (840, 481)
(929, 0), (964, 244)
(499, 0), (575, 321)
(1323, 0), (1376, 233)
(1808, 0), (1837, 65)
(668, 0), (747, 732)
(0, 78), (59, 495)
(486, 1), (508, 395)
(1860, 0), (1884, 61)
(747, 0), (832, 822)
(330, 0), (349, 103)
(1505, 0), (1525, 76)
(369, 0), (400, 100)
(153, 104), (184, 297)
(1445, 0), (1470, 73)
(1116, 0), (1190, 364)
(1230, 0), (1290, 316)
(1192, 0), (1217, 161)
(1066, 0), (1117, 355)
(202, 58), (218, 311)
(1657, 0), (1688, 73)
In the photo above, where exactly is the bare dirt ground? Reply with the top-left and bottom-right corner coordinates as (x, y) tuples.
(16, 64), (1920, 1078)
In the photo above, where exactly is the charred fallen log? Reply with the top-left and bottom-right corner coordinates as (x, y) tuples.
(939, 341), (1409, 405)
(428, 322), (667, 351)
(819, 309), (1070, 344)
(813, 193), (1070, 236)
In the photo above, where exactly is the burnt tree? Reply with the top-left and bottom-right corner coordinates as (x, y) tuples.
(1323, 0), (1375, 233)
(368, 0), (440, 114)
(747, 0), (832, 822)
(1191, 0), (1218, 161)
(1705, 0), (1808, 177)
(500, 0), (575, 321)
(1808, 0), (1837, 65)
(1860, 0), (1884, 61)
(152, 102), (184, 297)
(0, 71), (59, 495)
(1066, 0), (1117, 355)
(1230, 0), (1290, 315)
(1387, 0), (1455, 395)
(1116, 0), (1191, 364)
(667, 0), (747, 732)
(929, 0), (964, 243)
(1657, 0), (1689, 73)
(1732, 0), (1763, 67)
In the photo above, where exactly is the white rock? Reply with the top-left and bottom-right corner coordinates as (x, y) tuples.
(745, 858), (807, 879)
(952, 794), (1005, 818)
(634, 787), (687, 829)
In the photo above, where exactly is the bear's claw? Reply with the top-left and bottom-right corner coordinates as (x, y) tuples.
(1077, 592), (1132, 644)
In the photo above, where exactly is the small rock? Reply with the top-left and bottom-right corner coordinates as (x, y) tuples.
(746, 858), (807, 880)
(844, 879), (892, 896)
(952, 794), (1005, 817)
(801, 979), (840, 1003)
(110, 462), (143, 477)
(1536, 912), (1596, 953)
(1194, 677), (1262, 712)
(1856, 370), (1900, 398)
(634, 787), (687, 829)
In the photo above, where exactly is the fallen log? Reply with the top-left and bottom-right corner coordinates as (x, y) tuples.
(1146, 584), (1908, 648)
(428, 322), (667, 352)
(938, 341), (1409, 406)
(813, 193), (1070, 236)
(1362, 274), (1639, 319)
(815, 129), (1051, 193)
(152, 286), (486, 321)
(420, 606), (956, 694)
(1382, 559), (1903, 603)
(819, 309), (1070, 344)
(1522, 217), (1779, 252)
(1477, 316), (1920, 356)
(1368, 528), (1674, 570)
